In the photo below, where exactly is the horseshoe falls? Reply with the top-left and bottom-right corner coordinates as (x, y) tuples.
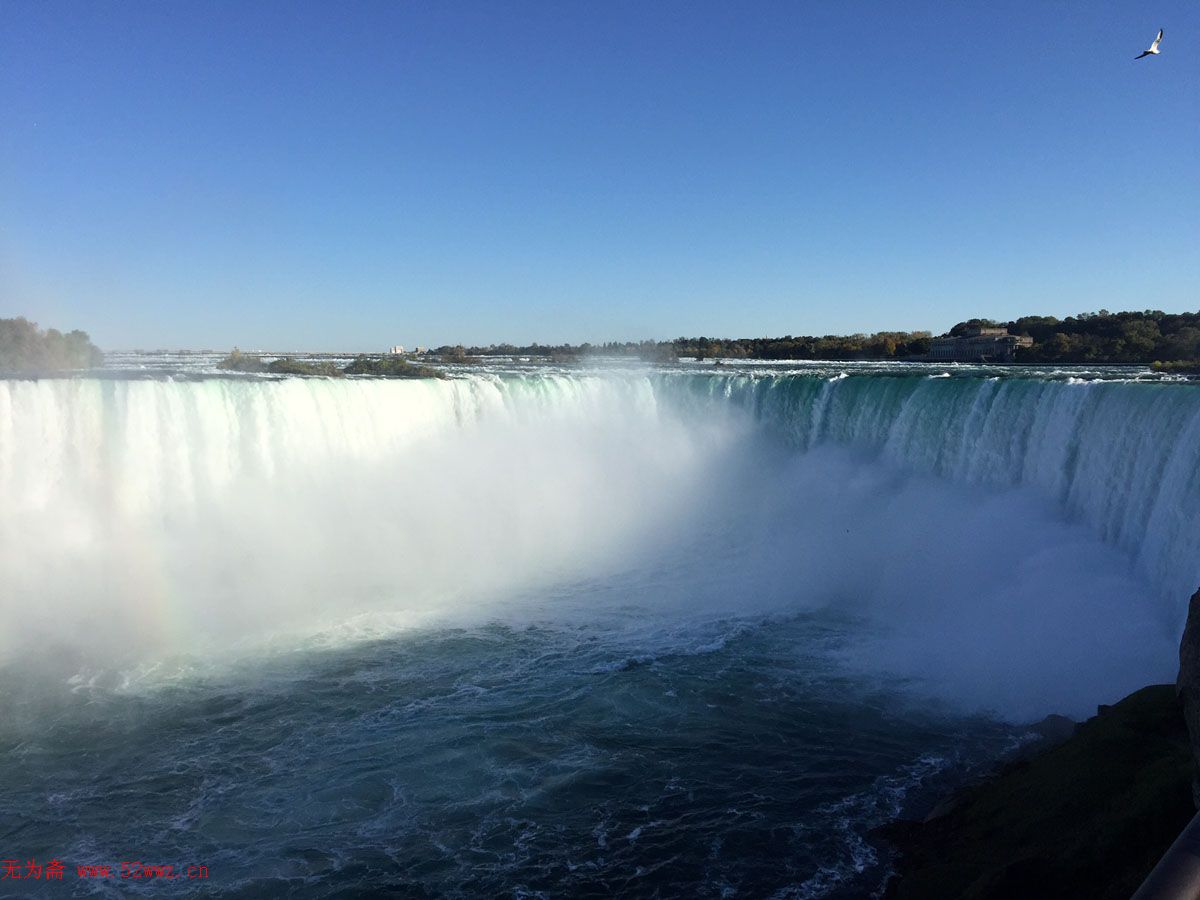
(2, 363), (1198, 898)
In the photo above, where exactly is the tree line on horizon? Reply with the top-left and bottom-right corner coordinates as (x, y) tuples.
(444, 309), (1200, 366)
(0, 317), (103, 372)
(989, 310), (1200, 365)
(4, 310), (1200, 373)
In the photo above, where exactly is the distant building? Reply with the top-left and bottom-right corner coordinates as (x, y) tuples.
(927, 326), (1033, 363)
(387, 345), (405, 355)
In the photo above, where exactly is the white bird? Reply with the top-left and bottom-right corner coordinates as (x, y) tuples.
(1135, 29), (1163, 59)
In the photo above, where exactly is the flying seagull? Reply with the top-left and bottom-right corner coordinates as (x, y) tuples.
(1135, 29), (1163, 59)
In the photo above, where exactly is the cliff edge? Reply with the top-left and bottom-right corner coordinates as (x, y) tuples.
(879, 684), (1193, 899)
(1177, 588), (1200, 806)
(880, 587), (1200, 899)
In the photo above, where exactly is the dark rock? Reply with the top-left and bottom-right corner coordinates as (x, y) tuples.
(1176, 587), (1200, 806)
(882, 684), (1193, 900)
(922, 793), (962, 823)
(1029, 713), (1077, 746)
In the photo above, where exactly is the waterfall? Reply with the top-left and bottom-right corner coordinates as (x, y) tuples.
(1, 370), (1196, 716)
(0, 375), (732, 664)
(660, 372), (1200, 608)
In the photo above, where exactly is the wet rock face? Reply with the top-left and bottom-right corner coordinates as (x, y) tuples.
(1176, 588), (1200, 807)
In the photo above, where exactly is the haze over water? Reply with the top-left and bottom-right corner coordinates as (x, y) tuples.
(2, 359), (1197, 897)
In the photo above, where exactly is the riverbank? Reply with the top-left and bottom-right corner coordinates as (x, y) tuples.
(878, 684), (1193, 899)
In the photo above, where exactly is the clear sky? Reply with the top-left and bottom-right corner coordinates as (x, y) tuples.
(2, 1), (1197, 350)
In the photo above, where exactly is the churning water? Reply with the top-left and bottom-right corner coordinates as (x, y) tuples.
(2, 359), (1197, 897)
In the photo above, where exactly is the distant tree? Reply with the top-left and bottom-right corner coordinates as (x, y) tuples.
(640, 342), (679, 363)
(343, 355), (446, 378)
(948, 319), (1002, 336)
(0, 317), (103, 372)
(436, 345), (471, 363)
(265, 357), (343, 377)
(216, 349), (266, 372)
(1015, 310), (1200, 364)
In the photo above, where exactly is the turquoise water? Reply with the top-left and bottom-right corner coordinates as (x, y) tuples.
(2, 613), (1020, 898)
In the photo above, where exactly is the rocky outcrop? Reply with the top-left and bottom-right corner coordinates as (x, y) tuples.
(879, 685), (1193, 899)
(1176, 587), (1200, 806)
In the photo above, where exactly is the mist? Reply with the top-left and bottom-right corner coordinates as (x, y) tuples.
(0, 374), (1183, 720)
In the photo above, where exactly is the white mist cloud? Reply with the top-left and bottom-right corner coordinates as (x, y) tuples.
(0, 376), (1180, 720)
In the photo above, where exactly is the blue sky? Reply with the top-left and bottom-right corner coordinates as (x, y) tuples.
(2, 1), (1197, 350)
